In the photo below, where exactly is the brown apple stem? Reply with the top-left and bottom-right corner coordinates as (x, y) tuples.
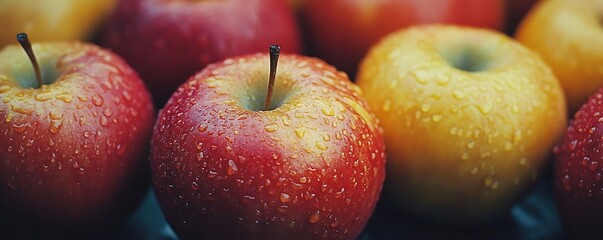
(263, 44), (280, 111)
(17, 33), (43, 87)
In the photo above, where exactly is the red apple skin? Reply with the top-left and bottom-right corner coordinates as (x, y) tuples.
(554, 89), (603, 239)
(303, 0), (505, 76)
(0, 42), (155, 229)
(151, 54), (386, 239)
(104, 0), (302, 106)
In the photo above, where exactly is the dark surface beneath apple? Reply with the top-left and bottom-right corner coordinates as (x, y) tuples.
(110, 180), (567, 240)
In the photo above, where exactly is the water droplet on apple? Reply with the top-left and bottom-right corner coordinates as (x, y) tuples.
(227, 160), (238, 175)
(56, 93), (73, 103)
(294, 127), (306, 138)
(34, 92), (53, 101)
(103, 108), (113, 117)
(467, 141), (476, 149)
(421, 104), (431, 112)
(49, 111), (63, 120)
(315, 141), (327, 151)
(191, 181), (200, 190)
(49, 120), (63, 133)
(116, 144), (125, 156)
(432, 115), (443, 122)
(590, 161), (599, 172)
(477, 101), (493, 115)
(562, 175), (571, 191)
(242, 195), (255, 205)
(280, 192), (291, 203)
(99, 116), (109, 126)
(198, 123), (208, 132)
(309, 211), (320, 224)
(264, 123), (278, 133)
(382, 100), (391, 112)
(0, 82), (11, 93)
(321, 105), (335, 116)
(452, 90), (465, 100)
(92, 94), (104, 106)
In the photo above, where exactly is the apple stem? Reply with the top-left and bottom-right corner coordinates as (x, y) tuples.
(263, 44), (280, 111)
(17, 33), (43, 88)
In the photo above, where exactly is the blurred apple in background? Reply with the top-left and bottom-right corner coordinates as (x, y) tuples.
(302, 0), (505, 77)
(356, 25), (566, 224)
(516, 0), (603, 114)
(554, 88), (603, 239)
(0, 0), (117, 48)
(0, 35), (154, 233)
(104, 0), (302, 106)
(151, 48), (386, 239)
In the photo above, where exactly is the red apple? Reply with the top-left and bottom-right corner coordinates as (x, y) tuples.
(554, 88), (603, 239)
(150, 47), (386, 239)
(103, 0), (302, 106)
(0, 34), (155, 231)
(302, 0), (506, 76)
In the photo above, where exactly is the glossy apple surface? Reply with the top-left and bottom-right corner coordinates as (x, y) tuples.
(104, 0), (302, 106)
(516, 0), (603, 113)
(303, 0), (505, 76)
(0, 0), (116, 47)
(0, 42), (155, 230)
(356, 25), (566, 224)
(554, 88), (603, 239)
(151, 53), (386, 239)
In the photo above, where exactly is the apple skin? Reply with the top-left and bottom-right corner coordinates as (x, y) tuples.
(0, 0), (117, 47)
(0, 42), (155, 230)
(104, 0), (302, 106)
(554, 89), (603, 239)
(516, 0), (603, 113)
(302, 0), (505, 76)
(151, 53), (386, 239)
(356, 25), (566, 224)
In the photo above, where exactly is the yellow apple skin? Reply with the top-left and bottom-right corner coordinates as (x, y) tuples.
(516, 0), (603, 113)
(357, 25), (567, 224)
(0, 0), (116, 47)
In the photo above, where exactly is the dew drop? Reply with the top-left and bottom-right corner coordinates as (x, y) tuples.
(590, 161), (599, 172)
(56, 93), (73, 103)
(421, 104), (431, 112)
(34, 92), (53, 101)
(49, 111), (63, 120)
(294, 127), (306, 138)
(432, 115), (443, 122)
(191, 181), (200, 190)
(280, 192), (291, 203)
(227, 160), (238, 175)
(452, 91), (465, 100)
(264, 123), (278, 132)
(49, 120), (63, 133)
(198, 123), (208, 132)
(309, 211), (320, 224)
(569, 140), (578, 151)
(116, 144), (125, 156)
(321, 105), (335, 116)
(562, 174), (571, 191)
(92, 94), (104, 106)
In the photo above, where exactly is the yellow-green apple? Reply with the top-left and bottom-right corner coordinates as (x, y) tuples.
(150, 46), (386, 239)
(103, 0), (302, 106)
(0, 34), (155, 232)
(554, 88), (603, 239)
(302, 0), (506, 76)
(0, 0), (117, 48)
(516, 0), (603, 113)
(356, 25), (567, 224)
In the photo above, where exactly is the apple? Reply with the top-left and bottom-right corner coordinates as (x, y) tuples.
(302, 0), (506, 77)
(356, 25), (567, 224)
(0, 0), (117, 48)
(0, 34), (155, 232)
(103, 0), (302, 106)
(150, 46), (386, 239)
(554, 88), (603, 239)
(515, 0), (603, 113)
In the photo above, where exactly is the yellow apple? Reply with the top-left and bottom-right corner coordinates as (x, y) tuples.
(357, 25), (567, 224)
(0, 0), (116, 47)
(516, 0), (603, 113)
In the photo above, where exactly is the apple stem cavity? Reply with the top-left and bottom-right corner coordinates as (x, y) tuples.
(17, 33), (43, 88)
(263, 44), (280, 111)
